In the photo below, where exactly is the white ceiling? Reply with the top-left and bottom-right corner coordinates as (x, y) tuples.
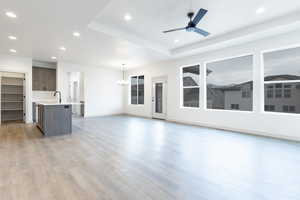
(0, 0), (300, 69)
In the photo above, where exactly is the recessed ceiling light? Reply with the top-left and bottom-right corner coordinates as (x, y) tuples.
(73, 32), (80, 37)
(51, 56), (57, 60)
(256, 7), (265, 14)
(8, 36), (17, 40)
(60, 46), (66, 51)
(9, 49), (17, 53)
(174, 39), (180, 43)
(6, 12), (17, 18)
(124, 14), (132, 21)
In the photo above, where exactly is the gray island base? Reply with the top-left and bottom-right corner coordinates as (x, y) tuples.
(37, 103), (72, 136)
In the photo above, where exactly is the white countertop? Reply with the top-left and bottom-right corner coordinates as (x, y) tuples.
(35, 102), (82, 106)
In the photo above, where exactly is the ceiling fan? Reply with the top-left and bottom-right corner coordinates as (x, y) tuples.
(163, 8), (210, 37)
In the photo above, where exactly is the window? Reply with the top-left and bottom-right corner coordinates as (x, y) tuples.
(131, 76), (138, 104)
(284, 84), (291, 98)
(264, 46), (300, 114)
(242, 85), (251, 98)
(265, 105), (275, 111)
(138, 76), (144, 104)
(206, 55), (253, 111)
(283, 105), (295, 113)
(231, 104), (239, 110)
(275, 83), (282, 98)
(130, 75), (144, 105)
(182, 65), (200, 107)
(266, 85), (274, 98)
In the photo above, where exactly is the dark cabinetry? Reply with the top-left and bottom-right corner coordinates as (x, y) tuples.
(37, 104), (72, 136)
(32, 67), (56, 91)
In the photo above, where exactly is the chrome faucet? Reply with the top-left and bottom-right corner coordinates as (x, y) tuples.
(54, 91), (62, 103)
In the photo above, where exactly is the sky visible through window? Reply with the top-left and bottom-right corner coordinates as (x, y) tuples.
(206, 55), (253, 86)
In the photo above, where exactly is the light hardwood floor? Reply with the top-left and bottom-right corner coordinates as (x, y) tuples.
(1, 115), (300, 200)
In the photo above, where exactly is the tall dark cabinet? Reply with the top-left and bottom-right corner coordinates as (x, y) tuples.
(32, 66), (56, 91)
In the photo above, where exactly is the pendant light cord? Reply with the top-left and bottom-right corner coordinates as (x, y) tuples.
(122, 64), (125, 81)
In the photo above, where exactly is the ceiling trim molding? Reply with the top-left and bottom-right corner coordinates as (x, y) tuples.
(87, 8), (300, 61)
(171, 11), (300, 56)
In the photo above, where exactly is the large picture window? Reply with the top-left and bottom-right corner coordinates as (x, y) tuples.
(263, 46), (300, 114)
(131, 75), (144, 105)
(181, 65), (200, 108)
(206, 55), (253, 111)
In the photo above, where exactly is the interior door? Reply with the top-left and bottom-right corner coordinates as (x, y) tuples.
(152, 78), (167, 119)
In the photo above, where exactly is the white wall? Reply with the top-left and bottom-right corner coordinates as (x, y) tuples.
(57, 62), (123, 117)
(124, 29), (300, 141)
(0, 55), (124, 122)
(0, 54), (32, 123)
(32, 91), (56, 102)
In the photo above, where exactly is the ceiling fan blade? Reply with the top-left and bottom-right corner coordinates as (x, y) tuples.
(192, 8), (208, 26)
(163, 27), (186, 33)
(193, 27), (210, 37)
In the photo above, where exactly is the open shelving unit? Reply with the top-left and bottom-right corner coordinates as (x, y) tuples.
(1, 76), (24, 123)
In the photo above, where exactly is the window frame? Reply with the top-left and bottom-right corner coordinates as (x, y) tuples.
(180, 64), (201, 109)
(204, 53), (255, 113)
(262, 45), (300, 115)
(176, 45), (300, 116)
(129, 75), (145, 106)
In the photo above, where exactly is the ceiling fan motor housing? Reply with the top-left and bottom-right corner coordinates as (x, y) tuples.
(187, 12), (195, 19)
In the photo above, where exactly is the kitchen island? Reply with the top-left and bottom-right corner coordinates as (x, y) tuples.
(36, 103), (72, 136)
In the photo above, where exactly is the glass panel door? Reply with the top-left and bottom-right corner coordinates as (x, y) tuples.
(152, 78), (167, 119)
(155, 83), (163, 113)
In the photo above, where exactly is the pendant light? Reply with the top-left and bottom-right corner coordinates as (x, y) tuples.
(117, 64), (129, 85)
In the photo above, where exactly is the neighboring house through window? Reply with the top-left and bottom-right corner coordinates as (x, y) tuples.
(242, 85), (251, 98)
(275, 84), (282, 98)
(265, 105), (275, 111)
(284, 84), (292, 98)
(231, 104), (239, 110)
(283, 105), (295, 113)
(266, 85), (274, 98)
(263, 46), (300, 114)
(206, 55), (253, 111)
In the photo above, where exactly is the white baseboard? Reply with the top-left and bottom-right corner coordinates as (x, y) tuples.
(84, 112), (124, 118)
(124, 113), (152, 119)
(166, 118), (300, 142)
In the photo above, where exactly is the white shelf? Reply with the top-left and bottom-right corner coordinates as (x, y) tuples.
(1, 76), (25, 123)
(2, 101), (23, 103)
(2, 109), (23, 111)
(1, 93), (23, 95)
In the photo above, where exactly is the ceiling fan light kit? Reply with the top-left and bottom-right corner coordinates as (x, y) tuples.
(163, 8), (210, 37)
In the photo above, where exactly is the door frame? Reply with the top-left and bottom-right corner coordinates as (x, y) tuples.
(152, 76), (167, 119)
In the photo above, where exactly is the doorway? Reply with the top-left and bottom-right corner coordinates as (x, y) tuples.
(152, 76), (167, 119)
(0, 72), (26, 124)
(67, 72), (84, 117)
